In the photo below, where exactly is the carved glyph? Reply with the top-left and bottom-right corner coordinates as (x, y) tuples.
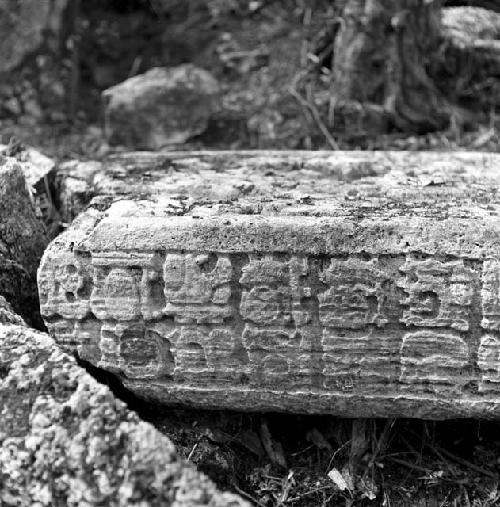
(38, 250), (93, 320)
(482, 260), (500, 331)
(398, 258), (475, 331)
(163, 253), (233, 324)
(400, 330), (470, 389)
(239, 255), (316, 386)
(478, 335), (500, 393)
(318, 258), (391, 329)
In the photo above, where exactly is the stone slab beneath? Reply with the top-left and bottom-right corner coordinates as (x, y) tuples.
(39, 151), (500, 418)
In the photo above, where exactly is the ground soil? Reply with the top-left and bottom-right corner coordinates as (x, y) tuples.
(88, 357), (500, 507)
(4, 1), (500, 505)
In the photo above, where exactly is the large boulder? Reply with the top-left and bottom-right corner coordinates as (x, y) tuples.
(102, 65), (221, 149)
(440, 7), (500, 109)
(0, 297), (247, 507)
(0, 0), (67, 73)
(39, 150), (500, 419)
(0, 156), (48, 327)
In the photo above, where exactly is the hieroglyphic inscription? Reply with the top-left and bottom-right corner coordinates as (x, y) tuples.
(478, 335), (500, 393)
(38, 249), (93, 320)
(39, 248), (500, 400)
(239, 255), (315, 387)
(163, 253), (233, 324)
(318, 258), (391, 329)
(482, 260), (500, 332)
(319, 258), (400, 390)
(400, 331), (470, 391)
(398, 258), (475, 331)
(88, 252), (239, 381)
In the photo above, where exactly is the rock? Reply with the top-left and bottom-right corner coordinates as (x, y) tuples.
(442, 7), (500, 44)
(0, 296), (25, 326)
(39, 151), (500, 419)
(0, 140), (55, 187)
(0, 300), (247, 507)
(0, 142), (60, 236)
(440, 7), (500, 109)
(102, 65), (221, 149)
(0, 0), (67, 73)
(0, 157), (48, 327)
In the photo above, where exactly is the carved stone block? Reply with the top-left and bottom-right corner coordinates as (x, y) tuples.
(39, 151), (500, 418)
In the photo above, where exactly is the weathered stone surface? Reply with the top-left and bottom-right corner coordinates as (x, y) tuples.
(0, 142), (59, 234)
(0, 157), (48, 326)
(0, 0), (67, 73)
(40, 151), (500, 418)
(102, 65), (220, 149)
(440, 7), (500, 109)
(442, 7), (500, 43)
(0, 142), (55, 188)
(0, 298), (247, 507)
(0, 296), (25, 326)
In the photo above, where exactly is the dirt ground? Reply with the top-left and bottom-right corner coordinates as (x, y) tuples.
(4, 1), (500, 505)
(90, 356), (500, 507)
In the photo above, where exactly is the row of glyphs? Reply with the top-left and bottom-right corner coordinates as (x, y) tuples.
(39, 250), (500, 393)
(39, 250), (499, 330)
(46, 315), (500, 395)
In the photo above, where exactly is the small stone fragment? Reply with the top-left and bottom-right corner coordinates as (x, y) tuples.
(103, 65), (221, 149)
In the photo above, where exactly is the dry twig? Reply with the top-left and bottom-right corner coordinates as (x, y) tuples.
(434, 446), (497, 480)
(289, 74), (339, 150)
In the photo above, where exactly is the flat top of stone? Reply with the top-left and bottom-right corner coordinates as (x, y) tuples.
(61, 150), (500, 257)
(103, 64), (220, 98)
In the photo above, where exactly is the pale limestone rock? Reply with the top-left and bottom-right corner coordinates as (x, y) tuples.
(0, 298), (247, 507)
(440, 7), (500, 108)
(102, 65), (220, 149)
(442, 7), (500, 44)
(40, 151), (500, 418)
